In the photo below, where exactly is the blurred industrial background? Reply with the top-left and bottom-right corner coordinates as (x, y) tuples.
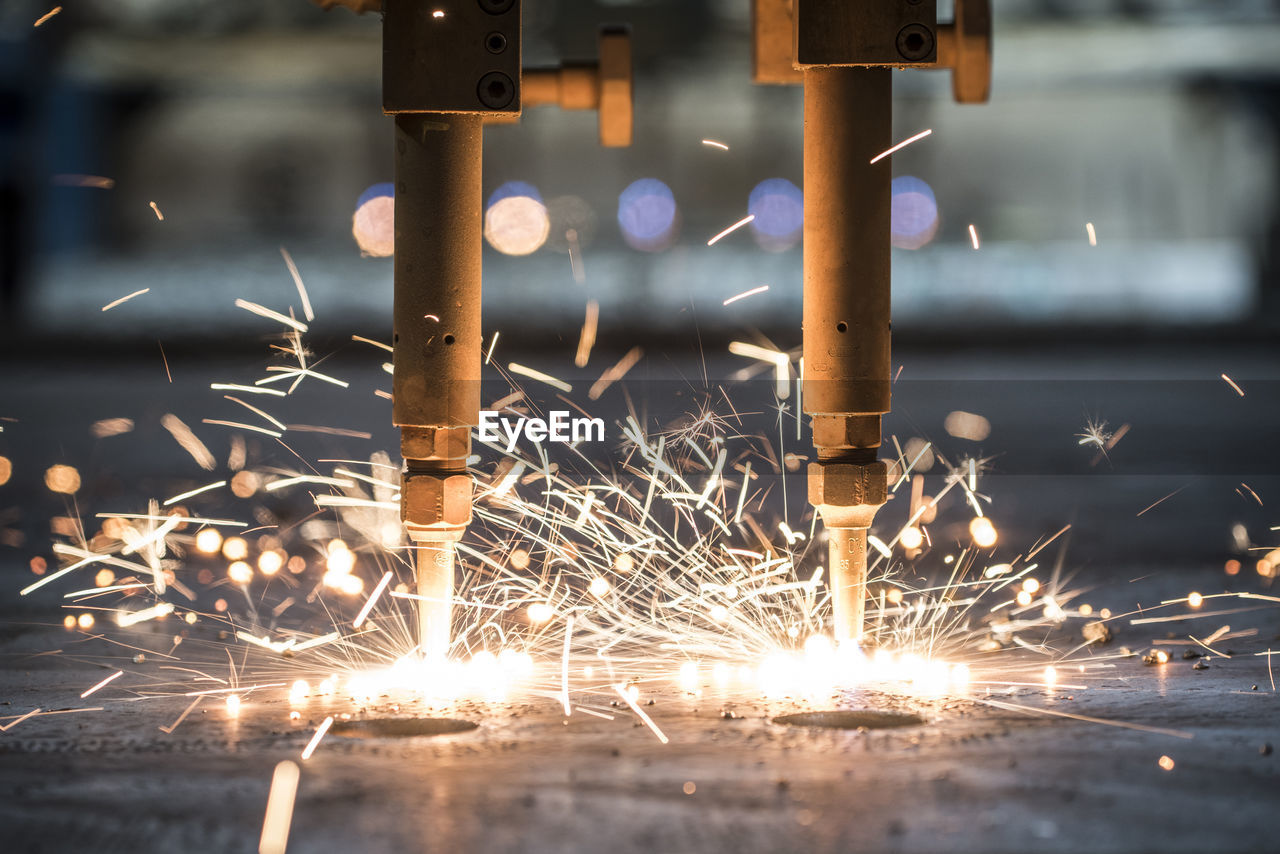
(2, 0), (1279, 343)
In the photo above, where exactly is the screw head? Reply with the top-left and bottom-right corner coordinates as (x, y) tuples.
(476, 71), (515, 110)
(896, 24), (935, 62)
(485, 31), (508, 54)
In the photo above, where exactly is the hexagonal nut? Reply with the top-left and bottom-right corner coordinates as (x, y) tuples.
(400, 425), (470, 463)
(807, 461), (888, 510)
(401, 472), (472, 533)
(597, 26), (633, 148)
(811, 415), (882, 451)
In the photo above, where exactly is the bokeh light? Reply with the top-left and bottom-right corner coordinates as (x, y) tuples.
(890, 175), (939, 250)
(747, 178), (803, 252)
(484, 181), (550, 256)
(617, 178), (678, 252)
(352, 182), (394, 258)
(44, 464), (80, 495)
(0, 456), (10, 486)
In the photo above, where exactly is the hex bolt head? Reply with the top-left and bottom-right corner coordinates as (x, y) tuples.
(477, 71), (515, 109)
(896, 24), (935, 62)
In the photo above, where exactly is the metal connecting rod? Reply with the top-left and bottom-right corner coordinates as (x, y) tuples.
(803, 67), (892, 647)
(393, 113), (482, 661)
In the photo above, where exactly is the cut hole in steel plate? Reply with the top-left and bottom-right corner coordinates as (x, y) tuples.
(330, 718), (478, 738)
(772, 710), (924, 730)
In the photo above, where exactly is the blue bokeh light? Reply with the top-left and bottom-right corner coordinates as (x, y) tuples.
(357, 182), (394, 208)
(747, 178), (803, 251)
(890, 175), (939, 250)
(617, 178), (678, 252)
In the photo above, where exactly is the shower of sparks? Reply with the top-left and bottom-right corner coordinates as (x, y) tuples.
(149, 201), (164, 220)
(259, 760), (301, 854)
(33, 7), (61, 27)
(1076, 418), (1112, 450)
(80, 670), (123, 698)
(1086, 221), (1097, 246)
(701, 139), (729, 151)
(16, 285), (1269, 776)
(1221, 373), (1245, 397)
(508, 362), (572, 393)
(870, 128), (932, 164)
(707, 215), (755, 246)
(723, 285), (769, 306)
(575, 301), (599, 368)
(301, 716), (334, 760)
(968, 224), (981, 250)
(279, 247), (315, 322)
(101, 288), (150, 312)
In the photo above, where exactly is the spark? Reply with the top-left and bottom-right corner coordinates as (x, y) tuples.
(101, 288), (150, 312)
(722, 285), (769, 306)
(1026, 524), (1071, 560)
(0, 708), (42, 731)
(163, 480), (226, 506)
(509, 362), (572, 393)
(485, 331), (500, 365)
(33, 6), (61, 27)
(870, 128), (932, 164)
(52, 174), (114, 189)
(431, 9), (445, 18)
(149, 201), (164, 220)
(161, 414), (216, 471)
(979, 698), (1193, 740)
(1221, 373), (1245, 397)
(266, 475), (355, 492)
(259, 760), (301, 854)
(968, 224), (980, 250)
(614, 684), (668, 744)
(561, 615), (574, 715)
(279, 247), (315, 322)
(701, 139), (729, 151)
(1136, 486), (1186, 517)
(301, 716), (334, 760)
(117, 602), (175, 627)
(159, 341), (172, 382)
(202, 419), (282, 438)
(223, 396), (288, 431)
(1239, 482), (1263, 506)
(351, 335), (393, 353)
(1076, 418), (1112, 450)
(159, 696), (202, 734)
(588, 346), (643, 400)
(707, 215), (755, 246)
(1085, 221), (1097, 246)
(235, 299), (308, 333)
(728, 341), (790, 399)
(353, 571), (393, 628)
(575, 301), (598, 368)
(80, 670), (123, 698)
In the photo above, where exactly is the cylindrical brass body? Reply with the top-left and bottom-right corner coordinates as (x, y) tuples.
(802, 67), (892, 419)
(827, 527), (868, 644)
(802, 67), (893, 646)
(392, 113), (483, 660)
(392, 113), (483, 433)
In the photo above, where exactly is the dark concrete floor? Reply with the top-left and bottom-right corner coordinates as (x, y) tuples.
(0, 623), (1277, 854)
